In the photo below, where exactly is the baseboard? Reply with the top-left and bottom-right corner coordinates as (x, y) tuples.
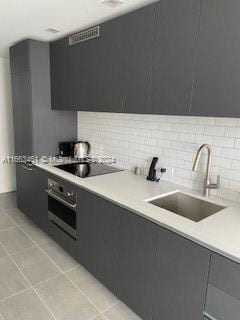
(0, 184), (16, 194)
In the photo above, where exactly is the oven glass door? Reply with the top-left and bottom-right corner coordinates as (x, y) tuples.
(48, 195), (77, 240)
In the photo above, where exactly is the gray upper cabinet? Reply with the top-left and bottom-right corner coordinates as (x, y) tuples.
(77, 189), (121, 293)
(51, 16), (125, 112)
(11, 72), (32, 156)
(10, 40), (29, 74)
(123, 4), (155, 114)
(10, 39), (77, 157)
(150, 0), (201, 115)
(117, 211), (158, 320)
(50, 38), (70, 109)
(191, 0), (240, 117)
(153, 227), (210, 320)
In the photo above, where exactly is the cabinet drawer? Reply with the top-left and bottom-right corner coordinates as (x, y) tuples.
(205, 284), (240, 320)
(48, 221), (77, 260)
(209, 253), (240, 300)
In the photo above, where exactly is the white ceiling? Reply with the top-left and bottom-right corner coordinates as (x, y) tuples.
(0, 0), (157, 58)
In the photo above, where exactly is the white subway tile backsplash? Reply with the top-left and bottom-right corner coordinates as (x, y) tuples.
(213, 136), (235, 148)
(222, 148), (240, 160)
(225, 127), (240, 138)
(204, 125), (225, 136)
(215, 117), (238, 127)
(78, 112), (240, 203)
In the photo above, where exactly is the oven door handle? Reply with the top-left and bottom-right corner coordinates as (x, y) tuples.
(45, 190), (77, 210)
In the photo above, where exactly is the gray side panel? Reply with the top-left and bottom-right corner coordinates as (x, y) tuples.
(191, 0), (240, 117)
(30, 40), (77, 157)
(153, 227), (210, 320)
(209, 253), (240, 301)
(123, 4), (155, 114)
(150, 0), (200, 115)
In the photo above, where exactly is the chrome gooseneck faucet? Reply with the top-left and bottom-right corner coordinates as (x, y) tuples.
(192, 144), (220, 196)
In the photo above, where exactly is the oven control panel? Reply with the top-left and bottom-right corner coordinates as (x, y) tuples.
(48, 179), (77, 203)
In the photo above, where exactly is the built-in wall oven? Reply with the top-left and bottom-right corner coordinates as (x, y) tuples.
(46, 179), (77, 240)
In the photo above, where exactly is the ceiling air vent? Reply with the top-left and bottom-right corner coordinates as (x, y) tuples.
(69, 26), (100, 46)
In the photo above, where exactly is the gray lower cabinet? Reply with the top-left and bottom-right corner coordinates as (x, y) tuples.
(209, 253), (240, 301)
(16, 165), (48, 231)
(48, 219), (77, 259)
(116, 210), (158, 320)
(123, 4), (155, 114)
(77, 189), (121, 293)
(204, 252), (240, 320)
(16, 164), (34, 217)
(153, 227), (210, 320)
(205, 284), (240, 320)
(191, 0), (240, 117)
(150, 0), (201, 115)
(31, 167), (48, 232)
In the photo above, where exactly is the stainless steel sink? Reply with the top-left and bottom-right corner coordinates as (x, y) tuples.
(148, 191), (226, 222)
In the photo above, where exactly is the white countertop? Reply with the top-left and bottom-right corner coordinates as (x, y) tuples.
(36, 162), (240, 264)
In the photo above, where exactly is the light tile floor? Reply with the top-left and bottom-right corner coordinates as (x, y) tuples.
(0, 192), (141, 320)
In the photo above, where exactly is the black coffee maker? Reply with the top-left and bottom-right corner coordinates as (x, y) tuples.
(58, 141), (75, 158)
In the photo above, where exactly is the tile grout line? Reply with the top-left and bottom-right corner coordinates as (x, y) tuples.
(5, 206), (121, 319)
(9, 216), (116, 320)
(0, 244), (58, 320)
(0, 287), (30, 303)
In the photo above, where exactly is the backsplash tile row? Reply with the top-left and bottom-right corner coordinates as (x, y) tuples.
(78, 112), (240, 203)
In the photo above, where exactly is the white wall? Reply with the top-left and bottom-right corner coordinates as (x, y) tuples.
(0, 58), (16, 193)
(78, 112), (240, 203)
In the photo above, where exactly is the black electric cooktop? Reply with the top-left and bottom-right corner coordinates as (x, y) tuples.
(55, 162), (122, 178)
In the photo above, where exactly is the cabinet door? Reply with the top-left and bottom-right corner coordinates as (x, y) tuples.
(153, 228), (210, 320)
(70, 17), (124, 112)
(191, 0), (240, 117)
(31, 167), (48, 232)
(117, 211), (158, 320)
(150, 0), (200, 115)
(11, 72), (32, 156)
(51, 17), (125, 112)
(16, 165), (48, 231)
(10, 40), (30, 74)
(123, 4), (155, 114)
(16, 164), (34, 217)
(77, 189), (121, 292)
(50, 38), (71, 109)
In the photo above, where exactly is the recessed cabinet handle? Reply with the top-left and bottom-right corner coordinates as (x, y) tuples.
(22, 165), (33, 171)
(204, 311), (218, 320)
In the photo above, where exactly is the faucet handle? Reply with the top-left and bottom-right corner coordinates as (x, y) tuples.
(217, 174), (220, 188)
(207, 175), (220, 190)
